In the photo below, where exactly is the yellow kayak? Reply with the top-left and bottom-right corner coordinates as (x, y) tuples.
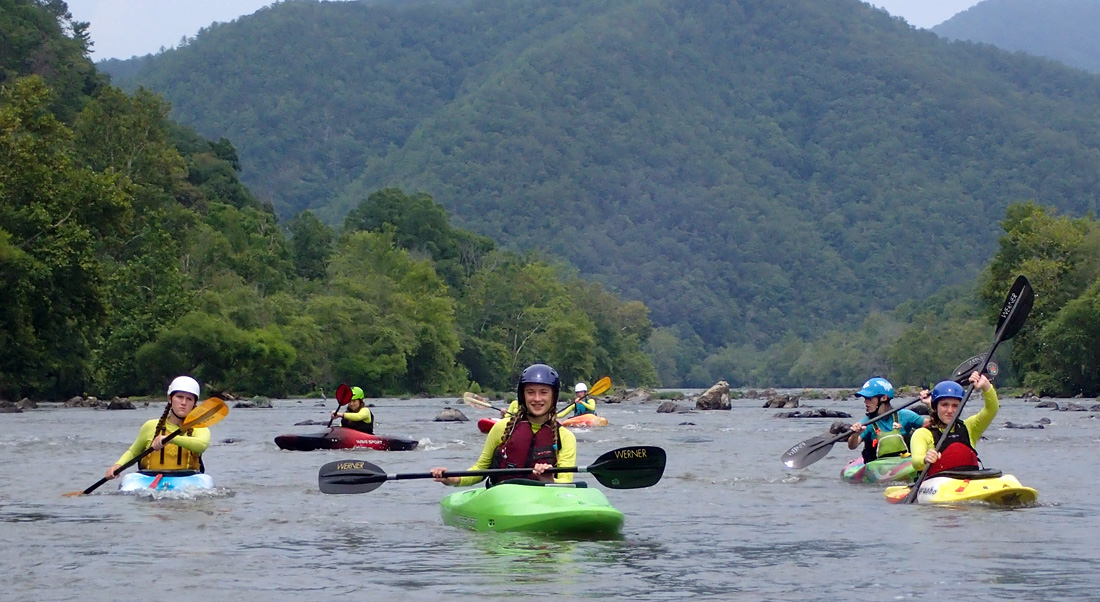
(885, 469), (1038, 506)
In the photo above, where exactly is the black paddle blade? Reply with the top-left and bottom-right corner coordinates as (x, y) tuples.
(997, 275), (1034, 342)
(318, 458), (387, 494)
(951, 354), (999, 385)
(781, 433), (842, 469)
(588, 446), (666, 489)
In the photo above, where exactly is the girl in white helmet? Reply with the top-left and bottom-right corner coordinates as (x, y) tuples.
(556, 382), (596, 419)
(104, 376), (211, 480)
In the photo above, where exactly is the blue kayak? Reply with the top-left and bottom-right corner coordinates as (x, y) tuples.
(118, 472), (215, 492)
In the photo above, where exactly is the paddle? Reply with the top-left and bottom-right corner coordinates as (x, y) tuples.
(318, 445), (666, 494)
(903, 274), (1034, 504)
(780, 354), (993, 469)
(65, 397), (229, 496)
(326, 383), (353, 428)
(463, 391), (507, 413)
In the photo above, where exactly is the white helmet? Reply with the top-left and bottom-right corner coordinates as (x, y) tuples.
(167, 376), (201, 399)
(574, 382), (588, 393)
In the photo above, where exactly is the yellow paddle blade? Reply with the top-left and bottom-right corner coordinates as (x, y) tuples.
(462, 392), (492, 409)
(884, 485), (911, 504)
(182, 397), (229, 429)
(588, 376), (612, 396)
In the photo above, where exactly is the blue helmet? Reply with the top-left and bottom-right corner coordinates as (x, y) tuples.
(931, 380), (965, 405)
(855, 377), (894, 399)
(517, 363), (560, 406)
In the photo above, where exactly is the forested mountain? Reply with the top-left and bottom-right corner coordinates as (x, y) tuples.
(2, 0), (655, 400)
(101, 0), (1100, 386)
(933, 0), (1100, 73)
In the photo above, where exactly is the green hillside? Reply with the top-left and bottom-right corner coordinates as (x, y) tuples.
(102, 0), (1100, 378)
(933, 0), (1100, 73)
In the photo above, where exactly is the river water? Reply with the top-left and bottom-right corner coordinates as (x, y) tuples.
(2, 394), (1097, 601)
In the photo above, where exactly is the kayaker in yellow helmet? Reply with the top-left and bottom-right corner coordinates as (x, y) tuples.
(432, 363), (576, 486)
(556, 382), (596, 419)
(846, 377), (924, 464)
(104, 376), (210, 480)
(909, 371), (998, 476)
(332, 386), (373, 434)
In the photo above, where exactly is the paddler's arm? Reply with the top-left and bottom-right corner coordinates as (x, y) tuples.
(556, 403), (577, 419)
(964, 378), (999, 445)
(578, 398), (595, 412)
(168, 426), (210, 455)
(908, 427), (934, 471)
(550, 427), (576, 484)
(341, 407), (373, 423)
(432, 420), (507, 487)
(114, 420), (158, 466)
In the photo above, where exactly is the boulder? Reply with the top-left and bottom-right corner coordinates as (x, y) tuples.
(695, 381), (731, 410)
(235, 396), (273, 409)
(1004, 421), (1044, 429)
(829, 420), (852, 435)
(1036, 401), (1059, 409)
(294, 419), (330, 426)
(774, 409), (852, 419)
(0, 406), (22, 413)
(1021, 390), (1040, 402)
(106, 397), (135, 410)
(1059, 402), (1089, 412)
(434, 407), (468, 422)
(17, 398), (37, 409)
(656, 401), (679, 414)
(762, 394), (799, 409)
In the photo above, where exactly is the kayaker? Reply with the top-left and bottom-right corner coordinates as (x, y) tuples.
(556, 382), (596, 419)
(847, 377), (924, 464)
(432, 363), (577, 486)
(909, 371), (998, 476)
(104, 376), (210, 480)
(332, 386), (373, 434)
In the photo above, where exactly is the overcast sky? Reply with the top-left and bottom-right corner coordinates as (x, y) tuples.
(64, 0), (986, 61)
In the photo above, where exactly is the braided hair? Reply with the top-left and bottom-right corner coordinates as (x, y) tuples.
(497, 400), (561, 463)
(153, 400), (193, 464)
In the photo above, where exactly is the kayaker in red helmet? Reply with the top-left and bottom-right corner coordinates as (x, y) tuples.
(331, 386), (374, 434)
(909, 371), (998, 476)
(432, 363), (577, 486)
(104, 376), (210, 480)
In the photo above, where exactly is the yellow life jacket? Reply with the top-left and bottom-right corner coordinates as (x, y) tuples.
(139, 423), (202, 472)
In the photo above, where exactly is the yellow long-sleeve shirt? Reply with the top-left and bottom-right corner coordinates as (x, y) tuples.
(450, 418), (576, 487)
(115, 419), (210, 465)
(909, 387), (999, 471)
(556, 397), (596, 419)
(342, 406), (372, 424)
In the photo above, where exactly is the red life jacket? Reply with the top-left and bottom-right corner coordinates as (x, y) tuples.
(928, 422), (980, 476)
(489, 420), (558, 484)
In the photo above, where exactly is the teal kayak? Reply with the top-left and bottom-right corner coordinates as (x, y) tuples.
(440, 481), (624, 535)
(119, 472), (214, 492)
(841, 456), (916, 484)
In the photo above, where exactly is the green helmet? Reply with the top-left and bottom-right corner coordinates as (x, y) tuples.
(351, 386), (365, 401)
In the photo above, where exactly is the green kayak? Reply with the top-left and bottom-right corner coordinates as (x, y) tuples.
(439, 481), (624, 535)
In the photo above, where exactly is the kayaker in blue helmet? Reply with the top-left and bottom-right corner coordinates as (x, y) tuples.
(846, 377), (924, 464)
(556, 382), (596, 419)
(104, 376), (211, 480)
(332, 386), (373, 434)
(432, 363), (577, 486)
(910, 371), (998, 476)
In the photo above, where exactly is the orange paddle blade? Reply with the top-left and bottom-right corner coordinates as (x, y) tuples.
(182, 397), (228, 429)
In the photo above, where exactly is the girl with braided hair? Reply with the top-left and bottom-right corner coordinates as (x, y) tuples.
(432, 364), (577, 486)
(104, 376), (211, 480)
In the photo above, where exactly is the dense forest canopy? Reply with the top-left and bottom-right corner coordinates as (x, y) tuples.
(933, 0), (1100, 73)
(101, 0), (1100, 388)
(1, 0), (656, 400)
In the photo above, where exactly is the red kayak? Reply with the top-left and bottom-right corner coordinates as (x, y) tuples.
(274, 427), (419, 451)
(477, 418), (498, 434)
(477, 415), (607, 433)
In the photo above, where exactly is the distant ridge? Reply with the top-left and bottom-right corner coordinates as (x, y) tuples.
(104, 0), (1100, 352)
(933, 0), (1100, 73)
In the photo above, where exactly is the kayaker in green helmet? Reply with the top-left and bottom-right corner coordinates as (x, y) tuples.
(556, 382), (596, 419)
(910, 371), (998, 476)
(332, 386), (374, 434)
(104, 376), (210, 480)
(432, 363), (577, 486)
(846, 377), (924, 465)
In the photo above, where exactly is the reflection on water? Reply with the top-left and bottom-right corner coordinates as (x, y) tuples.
(1, 399), (1099, 601)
